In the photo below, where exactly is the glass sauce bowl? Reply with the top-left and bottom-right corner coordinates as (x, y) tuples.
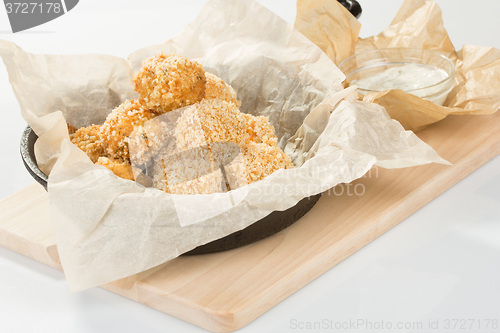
(339, 48), (456, 105)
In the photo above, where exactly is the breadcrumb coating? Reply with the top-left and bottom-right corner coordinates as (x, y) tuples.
(70, 125), (104, 163)
(243, 113), (278, 146)
(134, 53), (206, 113)
(205, 72), (240, 106)
(99, 99), (155, 160)
(70, 53), (294, 192)
(154, 169), (225, 195)
(129, 99), (292, 192)
(174, 99), (247, 150)
(240, 141), (294, 183)
(96, 156), (134, 181)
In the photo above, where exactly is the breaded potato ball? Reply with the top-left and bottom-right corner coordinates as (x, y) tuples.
(235, 141), (294, 184)
(69, 52), (294, 192)
(96, 156), (134, 181)
(204, 72), (240, 106)
(134, 53), (206, 113)
(153, 168), (224, 195)
(174, 99), (248, 150)
(99, 99), (156, 160)
(70, 124), (104, 163)
(243, 113), (278, 146)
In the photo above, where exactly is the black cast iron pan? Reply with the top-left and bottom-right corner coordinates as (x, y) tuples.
(20, 126), (321, 255)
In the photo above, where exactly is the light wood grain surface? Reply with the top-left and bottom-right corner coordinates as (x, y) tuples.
(0, 111), (499, 332)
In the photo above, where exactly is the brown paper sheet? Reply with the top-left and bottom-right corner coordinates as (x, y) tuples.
(295, 0), (500, 131)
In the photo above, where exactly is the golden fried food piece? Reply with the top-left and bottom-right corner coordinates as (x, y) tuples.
(99, 99), (156, 160)
(174, 99), (248, 150)
(137, 98), (292, 191)
(73, 52), (294, 190)
(242, 142), (293, 182)
(225, 141), (294, 186)
(152, 140), (293, 193)
(70, 125), (104, 163)
(204, 72), (240, 106)
(96, 156), (134, 181)
(134, 53), (206, 113)
(154, 169), (224, 195)
(243, 113), (278, 146)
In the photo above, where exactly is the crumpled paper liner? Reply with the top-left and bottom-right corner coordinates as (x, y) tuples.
(1, 0), (447, 291)
(295, 0), (500, 131)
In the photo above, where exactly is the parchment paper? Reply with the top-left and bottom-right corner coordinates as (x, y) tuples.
(0, 0), (447, 291)
(295, 0), (500, 131)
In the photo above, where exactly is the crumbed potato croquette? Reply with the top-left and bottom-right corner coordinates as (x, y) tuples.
(243, 113), (278, 146)
(96, 157), (134, 181)
(240, 141), (294, 183)
(70, 125), (104, 163)
(174, 99), (247, 149)
(153, 169), (224, 195)
(69, 53), (294, 192)
(99, 100), (156, 160)
(134, 53), (206, 113)
(205, 72), (240, 106)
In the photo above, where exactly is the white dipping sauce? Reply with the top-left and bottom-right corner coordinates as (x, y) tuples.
(353, 63), (451, 104)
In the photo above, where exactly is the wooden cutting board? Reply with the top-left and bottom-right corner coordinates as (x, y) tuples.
(1, 111), (499, 333)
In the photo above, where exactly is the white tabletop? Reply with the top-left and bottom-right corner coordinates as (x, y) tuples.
(1, 1), (499, 332)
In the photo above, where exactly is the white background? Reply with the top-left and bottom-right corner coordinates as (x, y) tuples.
(0, 1), (499, 332)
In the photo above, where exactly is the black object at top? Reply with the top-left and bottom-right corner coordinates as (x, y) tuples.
(337, 0), (362, 19)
